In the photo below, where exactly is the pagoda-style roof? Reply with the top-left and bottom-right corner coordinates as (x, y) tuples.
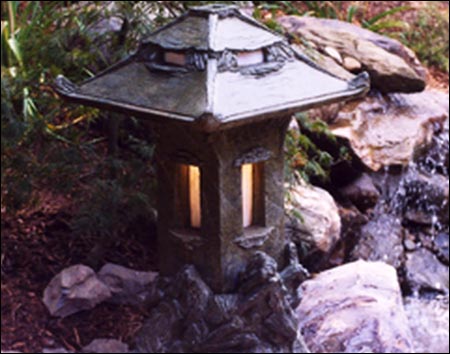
(55, 4), (369, 131)
(143, 4), (283, 51)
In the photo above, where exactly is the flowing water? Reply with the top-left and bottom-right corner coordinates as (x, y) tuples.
(370, 122), (449, 353)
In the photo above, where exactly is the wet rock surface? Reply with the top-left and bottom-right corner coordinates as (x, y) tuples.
(434, 233), (449, 264)
(297, 261), (414, 353)
(279, 16), (426, 93)
(42, 265), (112, 318)
(399, 172), (449, 226)
(404, 296), (450, 353)
(135, 248), (310, 353)
(405, 248), (449, 293)
(352, 215), (405, 269)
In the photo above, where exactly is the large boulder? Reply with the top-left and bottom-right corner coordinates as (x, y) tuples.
(279, 16), (426, 93)
(297, 261), (414, 353)
(98, 263), (158, 306)
(330, 90), (449, 171)
(43, 265), (111, 318)
(286, 182), (341, 255)
(404, 296), (449, 353)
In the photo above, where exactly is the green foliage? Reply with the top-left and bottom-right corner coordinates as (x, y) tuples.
(71, 156), (156, 241)
(360, 6), (410, 32)
(396, 5), (449, 73)
(285, 113), (351, 185)
(303, 1), (343, 19)
(2, 1), (449, 251)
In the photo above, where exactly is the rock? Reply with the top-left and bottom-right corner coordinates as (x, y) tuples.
(294, 44), (355, 81)
(400, 172), (449, 226)
(42, 348), (71, 353)
(297, 261), (414, 353)
(82, 339), (129, 353)
(331, 90), (449, 171)
(286, 182), (341, 254)
(288, 117), (300, 132)
(404, 238), (418, 252)
(352, 215), (404, 269)
(135, 298), (184, 353)
(98, 263), (158, 306)
(331, 205), (369, 266)
(343, 56), (362, 72)
(323, 46), (342, 64)
(279, 16), (426, 93)
(405, 248), (449, 293)
(43, 265), (111, 318)
(415, 126), (449, 176)
(339, 173), (380, 212)
(136, 251), (309, 354)
(434, 233), (449, 264)
(404, 296), (449, 353)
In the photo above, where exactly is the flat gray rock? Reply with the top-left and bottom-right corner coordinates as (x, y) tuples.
(405, 248), (449, 293)
(98, 263), (158, 306)
(43, 265), (111, 318)
(279, 16), (426, 93)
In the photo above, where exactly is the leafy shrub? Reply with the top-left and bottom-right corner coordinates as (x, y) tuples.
(397, 4), (449, 73)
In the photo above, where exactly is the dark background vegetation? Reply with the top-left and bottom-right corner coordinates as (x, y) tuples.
(2, 1), (448, 240)
(0, 2), (448, 351)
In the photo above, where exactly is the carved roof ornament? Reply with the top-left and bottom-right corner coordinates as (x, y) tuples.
(54, 4), (370, 132)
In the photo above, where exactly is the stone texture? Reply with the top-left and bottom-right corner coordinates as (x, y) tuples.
(98, 263), (158, 305)
(352, 215), (404, 269)
(155, 117), (291, 293)
(400, 172), (449, 226)
(331, 90), (449, 171)
(404, 296), (449, 353)
(286, 182), (341, 254)
(135, 248), (309, 353)
(279, 16), (426, 93)
(43, 265), (111, 318)
(415, 121), (449, 176)
(339, 173), (380, 212)
(82, 339), (129, 353)
(294, 44), (355, 81)
(323, 46), (342, 64)
(42, 348), (71, 353)
(405, 248), (449, 293)
(434, 233), (449, 264)
(343, 56), (362, 72)
(297, 261), (414, 353)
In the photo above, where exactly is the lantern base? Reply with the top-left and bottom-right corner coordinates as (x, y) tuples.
(135, 243), (310, 353)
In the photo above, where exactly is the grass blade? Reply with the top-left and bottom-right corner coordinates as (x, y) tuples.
(364, 6), (411, 27)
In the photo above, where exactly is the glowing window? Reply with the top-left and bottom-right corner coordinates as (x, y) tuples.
(237, 50), (264, 67)
(241, 163), (265, 228)
(176, 164), (201, 229)
(164, 52), (187, 66)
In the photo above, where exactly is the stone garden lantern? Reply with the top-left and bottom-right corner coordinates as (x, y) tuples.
(55, 4), (369, 292)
